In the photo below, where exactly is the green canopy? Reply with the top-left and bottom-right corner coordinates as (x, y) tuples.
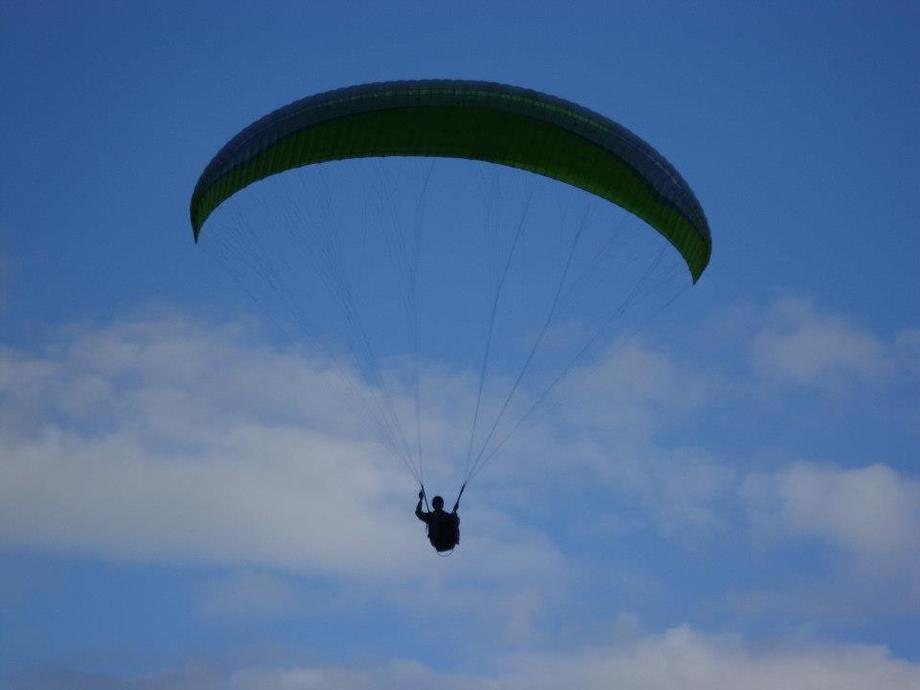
(191, 80), (711, 281)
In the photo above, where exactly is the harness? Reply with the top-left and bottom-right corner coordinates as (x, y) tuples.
(420, 482), (465, 554)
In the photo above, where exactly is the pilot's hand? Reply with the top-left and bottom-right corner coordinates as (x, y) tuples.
(418, 489), (425, 500)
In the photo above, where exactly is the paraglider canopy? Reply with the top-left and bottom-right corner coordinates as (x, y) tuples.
(190, 80), (711, 281)
(189, 79), (714, 516)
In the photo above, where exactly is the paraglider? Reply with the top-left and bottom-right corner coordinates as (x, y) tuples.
(416, 488), (461, 553)
(190, 80), (712, 554)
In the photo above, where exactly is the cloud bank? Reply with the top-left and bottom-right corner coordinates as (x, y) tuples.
(12, 626), (920, 690)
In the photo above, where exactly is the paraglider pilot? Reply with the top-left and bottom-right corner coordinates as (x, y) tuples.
(416, 488), (460, 552)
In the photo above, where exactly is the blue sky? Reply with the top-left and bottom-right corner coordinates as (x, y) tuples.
(2, 2), (919, 688)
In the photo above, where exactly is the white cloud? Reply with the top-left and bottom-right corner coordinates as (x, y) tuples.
(732, 455), (920, 620)
(4, 305), (916, 646)
(16, 626), (920, 690)
(0, 418), (417, 575)
(494, 626), (920, 690)
(230, 661), (481, 690)
(750, 298), (893, 391)
(293, 631), (920, 690)
(562, 338), (716, 439)
(539, 339), (732, 533)
(742, 462), (920, 563)
(4, 307), (920, 682)
(0, 315), (566, 598)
